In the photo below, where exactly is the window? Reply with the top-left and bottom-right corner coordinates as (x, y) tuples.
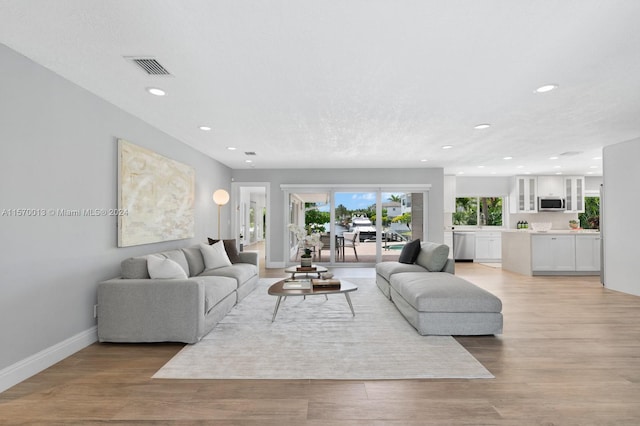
(579, 196), (600, 229)
(453, 197), (503, 226)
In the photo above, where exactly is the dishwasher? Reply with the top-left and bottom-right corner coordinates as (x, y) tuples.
(453, 231), (476, 261)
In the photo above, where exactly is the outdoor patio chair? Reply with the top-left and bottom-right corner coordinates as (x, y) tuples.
(342, 229), (360, 261)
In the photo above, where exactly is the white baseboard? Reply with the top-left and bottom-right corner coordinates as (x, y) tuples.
(0, 326), (97, 393)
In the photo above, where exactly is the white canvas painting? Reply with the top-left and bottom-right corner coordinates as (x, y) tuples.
(118, 139), (195, 247)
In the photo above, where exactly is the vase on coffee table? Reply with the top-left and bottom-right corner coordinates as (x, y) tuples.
(300, 248), (312, 267)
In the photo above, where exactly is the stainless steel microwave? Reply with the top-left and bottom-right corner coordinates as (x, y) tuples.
(538, 197), (566, 211)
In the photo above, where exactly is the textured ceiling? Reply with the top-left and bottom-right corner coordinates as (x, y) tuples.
(2, 0), (640, 176)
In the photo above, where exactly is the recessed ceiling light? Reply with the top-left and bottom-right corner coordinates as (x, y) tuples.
(146, 87), (166, 96)
(420, 159), (428, 162)
(587, 171), (595, 175)
(555, 172), (563, 175)
(590, 165), (599, 169)
(593, 156), (602, 160)
(457, 171), (465, 175)
(503, 156), (513, 160)
(478, 165), (485, 168)
(535, 84), (558, 93)
(442, 145), (453, 150)
(226, 147), (236, 151)
(474, 123), (491, 130)
(245, 159), (253, 163)
(560, 151), (582, 157)
(553, 165), (561, 169)
(516, 165), (524, 169)
(549, 156), (559, 160)
(490, 171), (497, 175)
(524, 172), (532, 175)
(199, 126), (212, 131)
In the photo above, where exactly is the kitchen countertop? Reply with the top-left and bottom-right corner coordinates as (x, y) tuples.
(448, 228), (506, 232)
(502, 229), (600, 234)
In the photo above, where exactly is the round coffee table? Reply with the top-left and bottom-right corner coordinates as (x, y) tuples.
(283, 265), (328, 278)
(267, 279), (357, 322)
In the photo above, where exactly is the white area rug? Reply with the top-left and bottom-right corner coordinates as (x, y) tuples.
(153, 278), (494, 380)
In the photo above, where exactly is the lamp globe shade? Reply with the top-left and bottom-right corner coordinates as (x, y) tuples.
(213, 189), (230, 205)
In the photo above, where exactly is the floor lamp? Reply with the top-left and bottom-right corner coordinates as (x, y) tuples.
(213, 189), (230, 239)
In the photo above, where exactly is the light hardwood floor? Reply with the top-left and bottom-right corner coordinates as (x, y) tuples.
(2, 257), (640, 425)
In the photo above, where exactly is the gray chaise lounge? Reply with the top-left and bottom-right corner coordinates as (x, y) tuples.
(376, 241), (503, 335)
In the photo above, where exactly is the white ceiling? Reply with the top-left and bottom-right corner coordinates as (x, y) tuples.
(2, 0), (640, 176)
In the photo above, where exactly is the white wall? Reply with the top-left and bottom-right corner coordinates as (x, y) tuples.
(585, 176), (603, 193)
(232, 168), (445, 266)
(455, 176), (511, 197)
(603, 138), (640, 296)
(0, 45), (231, 388)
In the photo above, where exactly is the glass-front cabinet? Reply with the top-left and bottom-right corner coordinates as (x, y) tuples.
(509, 176), (537, 213)
(564, 176), (585, 213)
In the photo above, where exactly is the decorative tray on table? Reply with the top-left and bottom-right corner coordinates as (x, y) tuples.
(282, 279), (312, 290)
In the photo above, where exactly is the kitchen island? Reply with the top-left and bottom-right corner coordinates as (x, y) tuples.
(502, 230), (601, 276)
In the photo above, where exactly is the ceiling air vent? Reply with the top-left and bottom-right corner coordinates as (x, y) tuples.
(245, 152), (257, 156)
(125, 57), (172, 76)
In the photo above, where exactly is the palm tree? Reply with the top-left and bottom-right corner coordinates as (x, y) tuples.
(388, 194), (402, 203)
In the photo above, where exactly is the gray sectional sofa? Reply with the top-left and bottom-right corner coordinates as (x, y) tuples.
(376, 241), (503, 336)
(97, 243), (259, 344)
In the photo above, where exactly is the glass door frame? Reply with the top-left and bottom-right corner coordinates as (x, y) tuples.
(282, 184), (431, 266)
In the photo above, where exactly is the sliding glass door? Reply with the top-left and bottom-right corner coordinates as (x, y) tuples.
(285, 186), (428, 266)
(380, 191), (424, 262)
(287, 191), (331, 263)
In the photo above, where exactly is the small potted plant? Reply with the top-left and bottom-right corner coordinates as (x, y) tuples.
(301, 248), (313, 267)
(569, 220), (580, 230)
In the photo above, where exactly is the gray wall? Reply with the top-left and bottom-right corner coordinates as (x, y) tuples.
(603, 138), (639, 296)
(232, 168), (445, 265)
(0, 45), (231, 371)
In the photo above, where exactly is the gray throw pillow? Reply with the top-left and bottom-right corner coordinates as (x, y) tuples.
(398, 239), (421, 264)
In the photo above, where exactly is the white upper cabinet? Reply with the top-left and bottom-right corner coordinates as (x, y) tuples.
(509, 176), (537, 213)
(444, 175), (456, 213)
(537, 176), (564, 197)
(564, 176), (585, 213)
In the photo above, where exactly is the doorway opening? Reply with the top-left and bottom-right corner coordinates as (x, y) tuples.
(232, 183), (269, 267)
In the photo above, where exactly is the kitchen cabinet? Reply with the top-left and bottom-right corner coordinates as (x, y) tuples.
(531, 234), (576, 271)
(564, 176), (585, 212)
(444, 231), (454, 259)
(575, 234), (601, 271)
(537, 176), (564, 197)
(509, 176), (537, 213)
(502, 230), (601, 276)
(475, 232), (502, 261)
(444, 176), (456, 213)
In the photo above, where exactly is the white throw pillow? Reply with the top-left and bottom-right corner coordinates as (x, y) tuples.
(200, 241), (232, 270)
(147, 255), (188, 279)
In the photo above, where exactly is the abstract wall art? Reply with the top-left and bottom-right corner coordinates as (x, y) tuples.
(117, 139), (195, 247)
